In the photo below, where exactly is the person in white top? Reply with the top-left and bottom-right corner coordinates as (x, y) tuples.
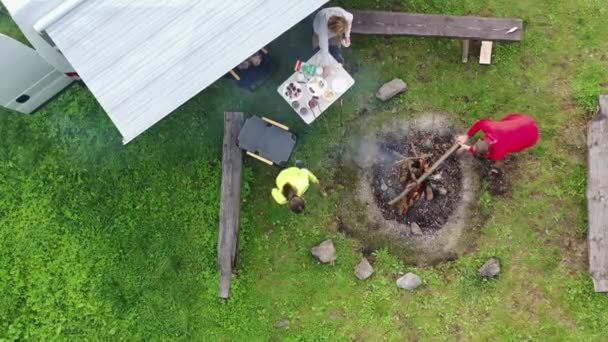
(312, 7), (353, 67)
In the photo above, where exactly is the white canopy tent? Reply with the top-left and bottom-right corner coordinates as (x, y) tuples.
(36, 0), (328, 143)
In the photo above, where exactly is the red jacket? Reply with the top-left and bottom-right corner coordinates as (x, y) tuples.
(467, 113), (539, 160)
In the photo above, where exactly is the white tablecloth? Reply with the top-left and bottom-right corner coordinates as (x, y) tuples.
(277, 51), (355, 124)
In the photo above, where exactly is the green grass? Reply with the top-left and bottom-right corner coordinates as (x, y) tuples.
(2, 0), (608, 340)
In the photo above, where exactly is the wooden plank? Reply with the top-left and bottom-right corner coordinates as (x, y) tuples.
(261, 116), (289, 131)
(246, 151), (274, 165)
(479, 40), (493, 64)
(588, 95), (608, 292)
(218, 111), (245, 298)
(350, 10), (523, 42)
(229, 70), (241, 81)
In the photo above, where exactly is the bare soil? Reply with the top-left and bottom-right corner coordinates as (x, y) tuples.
(480, 158), (512, 196)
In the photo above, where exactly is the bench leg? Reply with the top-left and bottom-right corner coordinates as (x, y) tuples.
(480, 41), (493, 65)
(461, 39), (470, 63)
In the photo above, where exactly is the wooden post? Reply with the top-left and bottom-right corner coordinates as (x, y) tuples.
(479, 41), (493, 65)
(462, 39), (470, 63)
(218, 112), (245, 298)
(588, 95), (608, 292)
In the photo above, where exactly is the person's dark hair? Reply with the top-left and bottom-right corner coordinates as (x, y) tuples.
(282, 183), (305, 214)
(282, 183), (296, 200)
(288, 196), (305, 214)
(474, 139), (490, 155)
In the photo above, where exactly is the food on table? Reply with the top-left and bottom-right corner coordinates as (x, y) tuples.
(291, 101), (300, 109)
(299, 107), (309, 115)
(323, 89), (335, 101)
(295, 60), (320, 77)
(308, 97), (319, 109)
(307, 77), (327, 95)
(283, 82), (303, 100)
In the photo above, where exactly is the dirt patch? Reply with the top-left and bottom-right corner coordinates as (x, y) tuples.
(480, 159), (511, 196)
(561, 237), (588, 274)
(369, 131), (462, 232)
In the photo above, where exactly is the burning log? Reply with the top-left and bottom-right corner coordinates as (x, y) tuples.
(393, 154), (431, 215)
(389, 143), (460, 206)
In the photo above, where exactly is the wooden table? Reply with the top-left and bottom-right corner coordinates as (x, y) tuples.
(277, 51), (355, 124)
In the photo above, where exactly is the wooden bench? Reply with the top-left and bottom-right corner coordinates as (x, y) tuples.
(588, 95), (608, 292)
(218, 112), (245, 299)
(349, 10), (523, 64)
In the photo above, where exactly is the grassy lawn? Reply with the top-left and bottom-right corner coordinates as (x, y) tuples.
(1, 0), (608, 340)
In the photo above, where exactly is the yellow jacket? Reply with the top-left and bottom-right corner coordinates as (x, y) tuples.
(271, 167), (319, 204)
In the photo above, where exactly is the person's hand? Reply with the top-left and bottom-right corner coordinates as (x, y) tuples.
(456, 144), (470, 155)
(456, 134), (469, 145)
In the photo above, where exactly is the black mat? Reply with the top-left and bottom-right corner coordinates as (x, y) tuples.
(237, 116), (296, 167)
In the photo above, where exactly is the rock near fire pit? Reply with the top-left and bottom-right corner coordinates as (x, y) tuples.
(410, 222), (423, 235)
(311, 240), (337, 264)
(396, 272), (422, 290)
(354, 257), (374, 280)
(479, 257), (501, 278)
(376, 79), (407, 102)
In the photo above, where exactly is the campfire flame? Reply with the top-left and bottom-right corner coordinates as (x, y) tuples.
(394, 156), (431, 215)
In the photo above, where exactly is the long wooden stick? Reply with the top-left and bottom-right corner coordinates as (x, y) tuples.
(388, 143), (460, 206)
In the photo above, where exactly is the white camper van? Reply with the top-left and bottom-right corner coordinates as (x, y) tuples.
(0, 33), (73, 113)
(1, 0), (77, 113)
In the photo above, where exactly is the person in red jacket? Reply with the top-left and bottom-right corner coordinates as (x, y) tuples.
(456, 113), (540, 160)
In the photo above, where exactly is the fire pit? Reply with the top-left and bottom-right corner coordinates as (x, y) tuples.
(370, 131), (462, 232)
(336, 113), (481, 265)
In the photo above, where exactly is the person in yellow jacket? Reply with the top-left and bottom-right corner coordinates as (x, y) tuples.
(271, 165), (319, 213)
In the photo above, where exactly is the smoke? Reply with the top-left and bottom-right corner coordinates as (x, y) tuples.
(351, 112), (456, 170)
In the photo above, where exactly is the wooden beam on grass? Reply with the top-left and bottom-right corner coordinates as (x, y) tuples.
(218, 112), (245, 298)
(588, 95), (608, 292)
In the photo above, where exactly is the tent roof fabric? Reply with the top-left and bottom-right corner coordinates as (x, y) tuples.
(43, 0), (328, 143)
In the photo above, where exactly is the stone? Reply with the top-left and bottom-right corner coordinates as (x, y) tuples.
(380, 181), (388, 192)
(410, 222), (422, 235)
(354, 258), (374, 280)
(311, 240), (337, 264)
(396, 272), (422, 290)
(437, 187), (448, 196)
(376, 79), (407, 102)
(423, 138), (433, 149)
(430, 173), (443, 181)
(479, 257), (501, 277)
(274, 318), (290, 329)
(425, 185), (434, 201)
